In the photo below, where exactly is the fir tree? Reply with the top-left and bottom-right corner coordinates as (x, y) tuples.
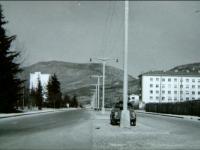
(71, 95), (78, 108)
(35, 77), (43, 110)
(47, 74), (62, 108)
(0, 5), (23, 112)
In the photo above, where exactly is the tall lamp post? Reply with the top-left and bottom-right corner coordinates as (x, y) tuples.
(90, 84), (98, 110)
(90, 58), (118, 113)
(120, 0), (130, 128)
(91, 75), (103, 110)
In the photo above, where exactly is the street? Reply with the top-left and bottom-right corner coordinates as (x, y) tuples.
(0, 109), (93, 150)
(0, 109), (200, 150)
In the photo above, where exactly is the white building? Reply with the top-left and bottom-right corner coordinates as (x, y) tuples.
(141, 71), (200, 103)
(129, 94), (139, 103)
(29, 72), (50, 99)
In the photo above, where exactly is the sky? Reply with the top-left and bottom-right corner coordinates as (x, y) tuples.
(1, 1), (200, 77)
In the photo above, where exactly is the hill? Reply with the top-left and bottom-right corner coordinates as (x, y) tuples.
(20, 61), (139, 106)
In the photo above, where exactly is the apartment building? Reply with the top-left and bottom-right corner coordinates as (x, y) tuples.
(29, 72), (50, 100)
(141, 71), (200, 103)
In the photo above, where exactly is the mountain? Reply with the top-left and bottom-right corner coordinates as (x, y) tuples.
(20, 61), (138, 106)
(169, 62), (200, 73)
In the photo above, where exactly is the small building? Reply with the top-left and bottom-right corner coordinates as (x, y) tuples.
(129, 94), (139, 103)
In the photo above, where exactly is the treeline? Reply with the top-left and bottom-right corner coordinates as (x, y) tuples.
(29, 74), (80, 110)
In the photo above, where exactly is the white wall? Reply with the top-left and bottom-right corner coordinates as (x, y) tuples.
(29, 72), (50, 100)
(142, 75), (200, 103)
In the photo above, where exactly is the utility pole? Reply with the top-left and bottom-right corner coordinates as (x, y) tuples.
(90, 58), (118, 113)
(120, 0), (130, 128)
(91, 75), (103, 110)
(90, 84), (98, 110)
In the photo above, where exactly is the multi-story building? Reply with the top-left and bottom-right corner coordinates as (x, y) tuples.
(29, 72), (50, 100)
(141, 71), (200, 103)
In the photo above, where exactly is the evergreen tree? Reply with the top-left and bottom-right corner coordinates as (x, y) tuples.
(35, 77), (43, 110)
(47, 74), (62, 108)
(29, 87), (36, 109)
(63, 94), (71, 107)
(0, 5), (23, 113)
(71, 95), (78, 108)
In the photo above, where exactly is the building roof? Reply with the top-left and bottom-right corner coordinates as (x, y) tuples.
(141, 70), (200, 77)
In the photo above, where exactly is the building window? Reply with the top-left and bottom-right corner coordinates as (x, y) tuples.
(162, 78), (165, 82)
(192, 79), (195, 83)
(156, 96), (159, 100)
(198, 85), (200, 89)
(162, 97), (165, 100)
(192, 97), (195, 100)
(162, 84), (165, 88)
(162, 91), (165, 94)
(156, 84), (159, 88)
(174, 85), (177, 88)
(186, 85), (189, 89)
(150, 90), (153, 94)
(186, 97), (189, 100)
(174, 91), (177, 94)
(186, 91), (189, 95)
(168, 97), (172, 101)
(180, 91), (183, 94)
(150, 96), (153, 100)
(156, 78), (159, 81)
(192, 85), (195, 88)
(180, 85), (183, 88)
(186, 79), (189, 82)
(150, 84), (153, 88)
(198, 79), (200, 83)
(174, 97), (177, 100)
(150, 78), (153, 81)
(168, 91), (171, 94)
(198, 91), (200, 95)
(174, 78), (177, 82)
(192, 91), (195, 95)
(168, 78), (171, 82)
(156, 91), (159, 94)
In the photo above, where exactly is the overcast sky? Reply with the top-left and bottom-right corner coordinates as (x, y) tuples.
(1, 1), (200, 77)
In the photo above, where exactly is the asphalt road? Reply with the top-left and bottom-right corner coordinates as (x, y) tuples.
(0, 109), (93, 150)
(93, 111), (200, 150)
(0, 109), (200, 150)
(136, 113), (200, 150)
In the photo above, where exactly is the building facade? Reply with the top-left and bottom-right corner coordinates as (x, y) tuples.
(141, 71), (200, 103)
(29, 72), (50, 100)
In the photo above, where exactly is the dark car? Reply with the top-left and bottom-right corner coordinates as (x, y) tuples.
(110, 101), (136, 126)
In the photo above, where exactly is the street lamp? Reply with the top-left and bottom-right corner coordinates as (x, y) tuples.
(120, 0), (130, 128)
(90, 58), (118, 113)
(90, 84), (98, 110)
(91, 75), (103, 110)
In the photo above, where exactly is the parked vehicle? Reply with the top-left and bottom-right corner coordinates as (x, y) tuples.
(110, 101), (136, 126)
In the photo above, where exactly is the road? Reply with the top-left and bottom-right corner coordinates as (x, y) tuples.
(0, 109), (93, 150)
(0, 109), (200, 150)
(93, 111), (200, 150)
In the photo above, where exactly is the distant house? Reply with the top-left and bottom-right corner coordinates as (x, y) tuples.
(29, 72), (50, 100)
(140, 71), (200, 103)
(129, 94), (139, 103)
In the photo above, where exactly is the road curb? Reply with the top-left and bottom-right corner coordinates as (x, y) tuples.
(0, 108), (80, 119)
(137, 111), (184, 119)
(137, 111), (200, 121)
